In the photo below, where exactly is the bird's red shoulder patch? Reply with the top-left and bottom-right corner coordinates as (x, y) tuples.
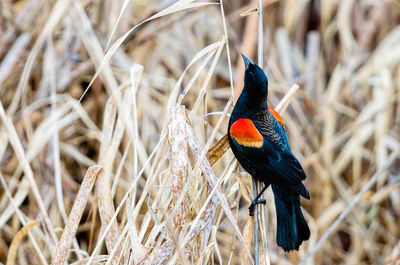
(230, 118), (263, 148)
(268, 106), (285, 126)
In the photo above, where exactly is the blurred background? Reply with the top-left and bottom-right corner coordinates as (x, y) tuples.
(0, 0), (400, 264)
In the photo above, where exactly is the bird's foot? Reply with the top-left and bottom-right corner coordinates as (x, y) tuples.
(248, 199), (266, 216)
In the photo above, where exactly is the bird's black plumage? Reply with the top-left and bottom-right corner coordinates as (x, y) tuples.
(228, 54), (310, 251)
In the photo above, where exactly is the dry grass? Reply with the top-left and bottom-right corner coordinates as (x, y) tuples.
(1, 0), (400, 264)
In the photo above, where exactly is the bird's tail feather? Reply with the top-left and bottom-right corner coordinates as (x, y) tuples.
(272, 184), (310, 252)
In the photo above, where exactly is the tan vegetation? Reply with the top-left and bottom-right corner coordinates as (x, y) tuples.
(0, 0), (400, 264)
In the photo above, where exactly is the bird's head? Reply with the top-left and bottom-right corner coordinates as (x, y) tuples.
(241, 53), (269, 98)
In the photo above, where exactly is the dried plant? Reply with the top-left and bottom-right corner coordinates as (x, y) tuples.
(0, 1), (399, 265)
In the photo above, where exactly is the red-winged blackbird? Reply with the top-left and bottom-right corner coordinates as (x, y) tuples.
(227, 54), (310, 252)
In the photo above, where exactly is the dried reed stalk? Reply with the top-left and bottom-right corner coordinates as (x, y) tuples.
(51, 166), (103, 265)
(6, 220), (39, 265)
(2, 1), (400, 265)
(168, 106), (189, 228)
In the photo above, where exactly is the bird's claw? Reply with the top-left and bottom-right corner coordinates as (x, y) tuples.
(248, 199), (266, 216)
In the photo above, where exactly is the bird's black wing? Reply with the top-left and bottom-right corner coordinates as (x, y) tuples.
(256, 114), (309, 197)
(229, 114), (309, 198)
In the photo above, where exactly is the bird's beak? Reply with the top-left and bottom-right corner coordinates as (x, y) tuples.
(241, 53), (254, 69)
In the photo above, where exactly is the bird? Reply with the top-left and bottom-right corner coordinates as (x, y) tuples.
(227, 53), (310, 252)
